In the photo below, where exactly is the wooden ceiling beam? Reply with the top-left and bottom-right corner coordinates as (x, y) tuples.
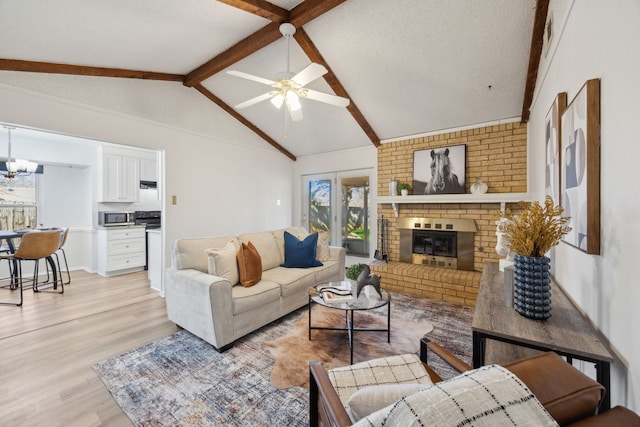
(288, 0), (347, 27)
(193, 83), (297, 161)
(216, 0), (288, 22)
(521, 0), (550, 122)
(294, 28), (380, 147)
(184, 22), (281, 87)
(0, 58), (184, 82)
(184, 0), (347, 87)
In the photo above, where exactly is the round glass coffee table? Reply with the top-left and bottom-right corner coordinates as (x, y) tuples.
(308, 280), (391, 364)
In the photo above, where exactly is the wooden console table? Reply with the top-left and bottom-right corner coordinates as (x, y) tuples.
(472, 262), (614, 411)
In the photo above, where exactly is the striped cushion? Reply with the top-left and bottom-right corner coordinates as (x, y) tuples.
(327, 353), (433, 409)
(352, 364), (558, 427)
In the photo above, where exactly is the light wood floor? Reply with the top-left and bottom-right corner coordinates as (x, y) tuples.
(0, 270), (179, 426)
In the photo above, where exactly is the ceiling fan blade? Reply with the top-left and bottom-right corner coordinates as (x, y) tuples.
(288, 106), (303, 122)
(302, 89), (350, 108)
(227, 70), (276, 86)
(234, 92), (275, 109)
(291, 63), (327, 87)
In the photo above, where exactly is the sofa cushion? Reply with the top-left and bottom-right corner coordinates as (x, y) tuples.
(313, 260), (340, 284)
(352, 365), (558, 427)
(237, 241), (262, 287)
(261, 266), (316, 298)
(238, 231), (282, 270)
(231, 280), (280, 315)
(281, 231), (323, 268)
(206, 240), (239, 285)
(272, 227), (307, 261)
(173, 235), (238, 272)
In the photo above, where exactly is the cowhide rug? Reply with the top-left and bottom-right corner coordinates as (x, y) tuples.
(262, 304), (433, 389)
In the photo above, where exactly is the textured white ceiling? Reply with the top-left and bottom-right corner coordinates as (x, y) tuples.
(0, 0), (536, 158)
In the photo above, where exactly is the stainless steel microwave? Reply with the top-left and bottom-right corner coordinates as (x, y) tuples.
(98, 211), (135, 227)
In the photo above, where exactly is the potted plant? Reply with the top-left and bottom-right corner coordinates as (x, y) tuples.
(497, 196), (571, 320)
(345, 263), (363, 281)
(398, 182), (412, 196)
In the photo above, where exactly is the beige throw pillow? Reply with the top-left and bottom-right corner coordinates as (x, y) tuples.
(316, 231), (330, 261)
(206, 240), (239, 285)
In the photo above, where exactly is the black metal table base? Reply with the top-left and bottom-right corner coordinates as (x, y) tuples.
(308, 297), (391, 364)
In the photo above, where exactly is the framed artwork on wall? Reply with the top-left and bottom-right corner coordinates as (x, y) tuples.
(560, 78), (600, 254)
(412, 144), (466, 195)
(545, 92), (567, 204)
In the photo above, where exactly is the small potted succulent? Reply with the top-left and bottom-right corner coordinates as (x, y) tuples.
(398, 182), (412, 196)
(346, 263), (363, 281)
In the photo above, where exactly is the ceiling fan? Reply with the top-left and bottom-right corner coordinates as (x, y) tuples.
(227, 23), (350, 122)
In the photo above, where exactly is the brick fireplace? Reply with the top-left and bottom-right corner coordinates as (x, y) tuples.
(373, 121), (528, 305)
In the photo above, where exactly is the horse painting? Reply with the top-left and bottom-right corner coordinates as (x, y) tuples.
(424, 148), (464, 194)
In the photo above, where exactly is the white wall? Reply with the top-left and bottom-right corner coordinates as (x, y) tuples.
(0, 76), (295, 289)
(528, 0), (640, 409)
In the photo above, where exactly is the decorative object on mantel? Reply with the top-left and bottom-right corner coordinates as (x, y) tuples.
(389, 177), (398, 196)
(470, 177), (488, 194)
(497, 196), (571, 320)
(398, 182), (411, 196)
(355, 264), (382, 298)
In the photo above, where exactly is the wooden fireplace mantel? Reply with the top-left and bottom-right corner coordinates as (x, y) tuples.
(377, 193), (531, 217)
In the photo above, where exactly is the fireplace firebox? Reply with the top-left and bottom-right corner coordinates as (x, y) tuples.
(398, 217), (477, 271)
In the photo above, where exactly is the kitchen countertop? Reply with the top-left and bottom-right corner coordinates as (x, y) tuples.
(96, 225), (146, 230)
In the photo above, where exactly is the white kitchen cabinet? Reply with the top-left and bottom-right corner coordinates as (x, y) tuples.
(140, 157), (157, 182)
(100, 151), (140, 202)
(97, 226), (146, 276)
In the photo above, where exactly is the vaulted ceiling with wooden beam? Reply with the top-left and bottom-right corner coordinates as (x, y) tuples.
(0, 0), (543, 160)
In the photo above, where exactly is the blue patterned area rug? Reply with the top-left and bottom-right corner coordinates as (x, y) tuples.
(93, 293), (472, 426)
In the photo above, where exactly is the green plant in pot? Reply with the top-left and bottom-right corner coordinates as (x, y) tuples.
(398, 182), (412, 196)
(345, 263), (363, 281)
(497, 196), (571, 320)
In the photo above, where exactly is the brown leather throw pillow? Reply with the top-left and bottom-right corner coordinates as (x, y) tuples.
(237, 241), (262, 287)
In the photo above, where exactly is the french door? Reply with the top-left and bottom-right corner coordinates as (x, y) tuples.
(302, 169), (373, 258)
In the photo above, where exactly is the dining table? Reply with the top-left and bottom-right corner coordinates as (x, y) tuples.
(0, 229), (60, 290)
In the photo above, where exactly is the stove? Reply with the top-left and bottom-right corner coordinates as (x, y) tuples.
(134, 211), (161, 270)
(134, 210), (161, 229)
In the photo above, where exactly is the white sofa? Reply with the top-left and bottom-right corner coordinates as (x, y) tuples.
(165, 227), (346, 351)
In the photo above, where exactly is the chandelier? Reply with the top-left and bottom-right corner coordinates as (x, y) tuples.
(2, 126), (39, 179)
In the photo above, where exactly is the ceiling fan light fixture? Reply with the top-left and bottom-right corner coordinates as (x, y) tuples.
(286, 91), (301, 111)
(271, 93), (284, 109)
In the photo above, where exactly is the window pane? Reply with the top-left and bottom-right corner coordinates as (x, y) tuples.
(0, 174), (37, 229)
(308, 179), (331, 234)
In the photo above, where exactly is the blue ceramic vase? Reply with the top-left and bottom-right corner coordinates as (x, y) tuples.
(512, 255), (551, 320)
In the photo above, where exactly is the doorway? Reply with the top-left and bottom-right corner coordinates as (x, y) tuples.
(302, 169), (373, 260)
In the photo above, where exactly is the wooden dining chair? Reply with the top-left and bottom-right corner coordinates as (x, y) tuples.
(0, 229), (62, 306)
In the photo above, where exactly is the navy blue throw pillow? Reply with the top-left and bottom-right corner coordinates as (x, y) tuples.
(281, 231), (323, 268)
